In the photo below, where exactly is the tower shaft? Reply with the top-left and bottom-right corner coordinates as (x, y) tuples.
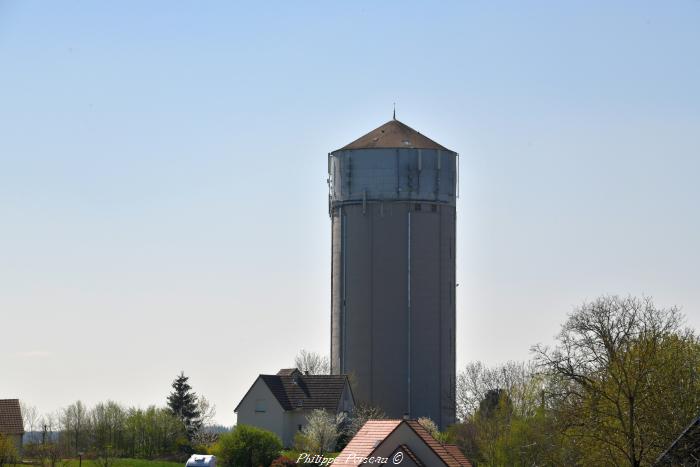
(328, 123), (457, 429)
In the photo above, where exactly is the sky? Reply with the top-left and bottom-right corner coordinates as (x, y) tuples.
(1, 1), (699, 426)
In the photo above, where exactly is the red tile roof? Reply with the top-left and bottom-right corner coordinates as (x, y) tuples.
(444, 444), (473, 467)
(335, 420), (473, 467)
(335, 420), (402, 465)
(0, 399), (23, 435)
(404, 420), (464, 467)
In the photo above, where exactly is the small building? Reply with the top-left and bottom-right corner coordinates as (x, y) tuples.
(0, 399), (24, 455)
(655, 414), (700, 466)
(235, 368), (355, 447)
(335, 419), (472, 466)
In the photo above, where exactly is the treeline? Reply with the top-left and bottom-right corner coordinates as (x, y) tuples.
(24, 402), (187, 459)
(447, 296), (700, 466)
(22, 373), (220, 461)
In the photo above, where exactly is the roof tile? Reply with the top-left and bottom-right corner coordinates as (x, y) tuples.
(444, 444), (473, 467)
(260, 372), (349, 412)
(335, 420), (402, 465)
(0, 399), (23, 434)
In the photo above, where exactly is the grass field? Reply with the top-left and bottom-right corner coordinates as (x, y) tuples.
(60, 458), (183, 467)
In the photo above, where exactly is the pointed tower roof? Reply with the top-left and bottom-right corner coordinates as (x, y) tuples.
(337, 119), (451, 151)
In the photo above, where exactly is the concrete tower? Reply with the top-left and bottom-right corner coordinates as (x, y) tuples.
(329, 118), (457, 429)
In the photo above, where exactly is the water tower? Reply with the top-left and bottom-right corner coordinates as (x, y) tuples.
(328, 116), (457, 428)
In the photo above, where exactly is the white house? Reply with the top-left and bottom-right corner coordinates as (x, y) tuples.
(335, 419), (472, 466)
(235, 368), (355, 447)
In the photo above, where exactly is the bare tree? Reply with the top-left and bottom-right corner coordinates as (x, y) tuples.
(294, 349), (330, 375)
(196, 395), (216, 427)
(532, 295), (700, 467)
(192, 395), (220, 442)
(456, 360), (540, 422)
(20, 402), (40, 444)
(38, 411), (60, 445)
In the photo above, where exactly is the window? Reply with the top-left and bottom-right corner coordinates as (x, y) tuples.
(255, 399), (266, 413)
(431, 204), (438, 213)
(414, 203), (422, 211)
(298, 424), (303, 432)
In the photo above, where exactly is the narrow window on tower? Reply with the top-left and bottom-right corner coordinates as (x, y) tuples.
(431, 204), (438, 213)
(414, 203), (422, 211)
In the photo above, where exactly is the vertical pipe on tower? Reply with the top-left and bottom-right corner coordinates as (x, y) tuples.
(407, 209), (412, 417)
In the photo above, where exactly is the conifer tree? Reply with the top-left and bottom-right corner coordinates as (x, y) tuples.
(167, 371), (202, 439)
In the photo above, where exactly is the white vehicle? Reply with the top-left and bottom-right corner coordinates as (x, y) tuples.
(185, 455), (216, 467)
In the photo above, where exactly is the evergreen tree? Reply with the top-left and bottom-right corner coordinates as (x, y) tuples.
(167, 371), (202, 439)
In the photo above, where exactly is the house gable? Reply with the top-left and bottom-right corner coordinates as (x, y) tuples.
(235, 377), (288, 445)
(371, 423), (450, 467)
(337, 379), (356, 413)
(235, 376), (284, 414)
(383, 444), (425, 467)
(335, 420), (471, 466)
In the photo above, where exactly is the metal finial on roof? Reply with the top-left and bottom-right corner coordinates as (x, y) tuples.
(393, 103), (396, 120)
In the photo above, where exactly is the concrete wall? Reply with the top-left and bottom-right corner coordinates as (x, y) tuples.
(284, 410), (310, 447)
(235, 378), (286, 445)
(330, 147), (457, 429)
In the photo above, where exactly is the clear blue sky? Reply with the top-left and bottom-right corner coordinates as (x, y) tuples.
(2, 1), (699, 425)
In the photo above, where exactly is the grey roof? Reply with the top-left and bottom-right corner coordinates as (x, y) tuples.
(259, 372), (350, 411)
(235, 369), (353, 413)
(656, 414), (700, 465)
(337, 119), (451, 152)
(0, 399), (23, 434)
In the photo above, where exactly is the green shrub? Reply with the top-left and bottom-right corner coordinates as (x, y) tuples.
(213, 425), (282, 467)
(0, 435), (18, 467)
(191, 444), (211, 455)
